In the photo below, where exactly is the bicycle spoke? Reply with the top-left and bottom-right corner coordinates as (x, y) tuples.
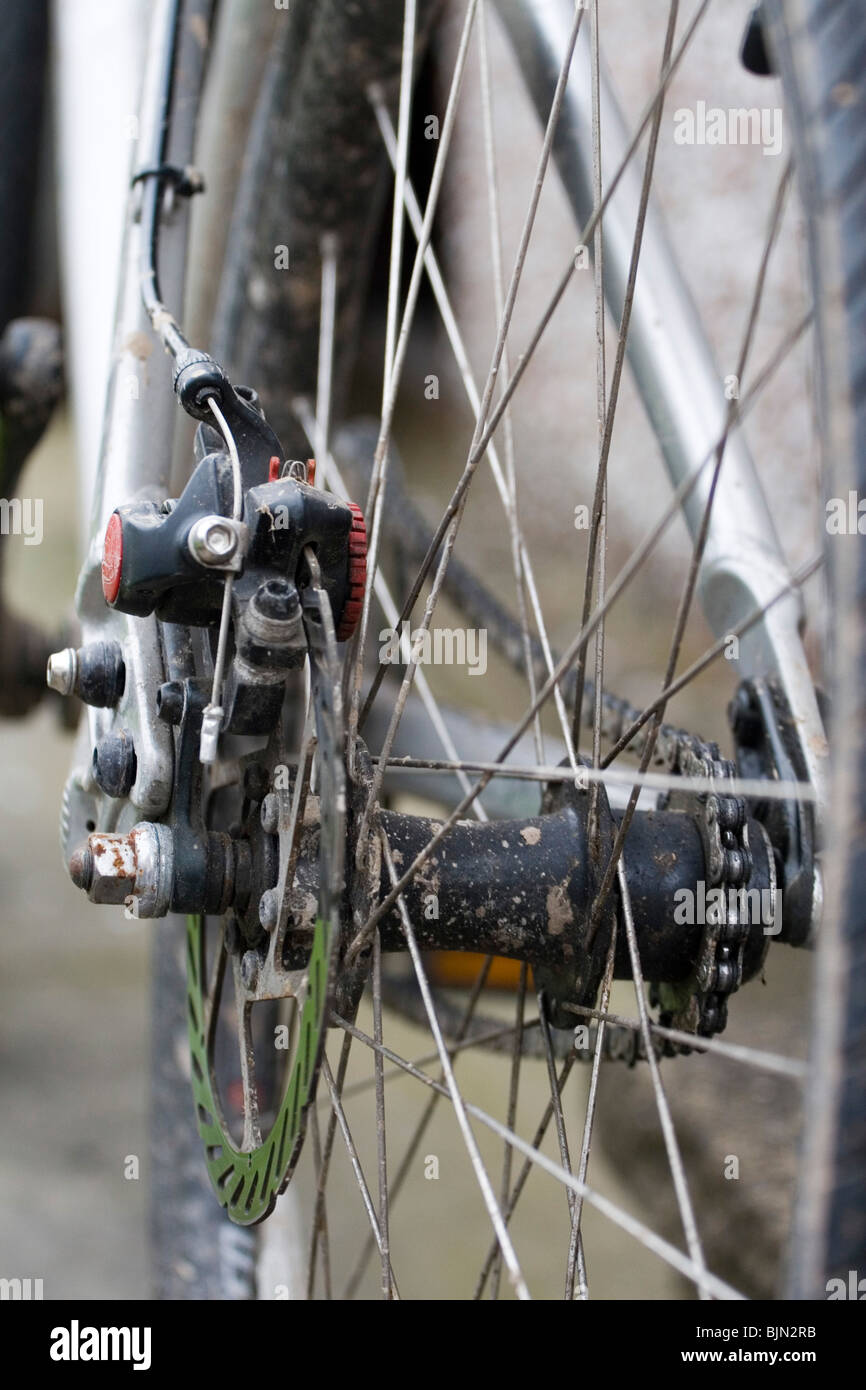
(617, 857), (710, 1300)
(383, 0), (418, 405)
(342, 956), (494, 1299)
(356, 0), (588, 805)
(466, 0), (714, 472)
(375, 755), (817, 803)
(315, 231), (338, 459)
(380, 833), (531, 1299)
(474, 1052), (576, 1299)
(363, 95), (578, 768)
(479, 0), (544, 764)
(564, 1002), (807, 1079)
(490, 961), (527, 1300)
(572, 0), (679, 756)
(367, 0), (715, 671)
(348, 0), (481, 757)
(306, 1029), (353, 1300)
(538, 989), (581, 1299)
(570, 926), (618, 1300)
(588, 158), (795, 933)
(321, 1053), (401, 1299)
(371, 930), (392, 1299)
(294, 399), (487, 817)
(602, 554), (823, 767)
(308, 1103), (332, 1301)
(587, 0), (608, 851)
(333, 1011), (744, 1299)
(331, 1012), (543, 1114)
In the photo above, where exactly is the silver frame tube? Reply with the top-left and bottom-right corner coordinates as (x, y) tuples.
(495, 0), (827, 833)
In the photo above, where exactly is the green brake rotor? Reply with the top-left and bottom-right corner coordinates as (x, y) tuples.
(186, 907), (334, 1225)
(186, 572), (345, 1225)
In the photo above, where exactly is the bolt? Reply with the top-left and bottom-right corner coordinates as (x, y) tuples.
(254, 578), (299, 621)
(188, 514), (239, 566)
(69, 845), (94, 891)
(260, 793), (280, 835)
(92, 729), (137, 798)
(259, 888), (279, 932)
(241, 950), (259, 991)
(156, 681), (185, 724)
(47, 647), (78, 696)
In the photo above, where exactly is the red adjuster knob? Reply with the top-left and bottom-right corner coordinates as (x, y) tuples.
(102, 512), (124, 605)
(336, 501), (367, 641)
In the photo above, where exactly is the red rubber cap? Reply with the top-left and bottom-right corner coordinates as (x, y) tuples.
(102, 512), (123, 604)
(336, 502), (367, 641)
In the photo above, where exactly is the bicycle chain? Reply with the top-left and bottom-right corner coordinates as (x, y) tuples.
(596, 686), (754, 1045)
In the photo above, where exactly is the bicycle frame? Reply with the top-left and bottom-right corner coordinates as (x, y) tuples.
(57, 0), (826, 941)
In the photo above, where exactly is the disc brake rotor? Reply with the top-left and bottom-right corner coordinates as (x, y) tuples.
(186, 569), (344, 1225)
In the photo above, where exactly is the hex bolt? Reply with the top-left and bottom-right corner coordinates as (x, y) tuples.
(260, 793), (280, 835)
(259, 888), (279, 933)
(241, 950), (260, 991)
(187, 514), (239, 567)
(242, 579), (304, 654)
(255, 578), (299, 621)
(92, 729), (137, 798)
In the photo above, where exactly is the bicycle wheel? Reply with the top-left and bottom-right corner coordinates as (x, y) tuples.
(62, 0), (865, 1299)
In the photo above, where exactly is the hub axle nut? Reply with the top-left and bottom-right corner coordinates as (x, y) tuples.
(68, 823), (174, 917)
